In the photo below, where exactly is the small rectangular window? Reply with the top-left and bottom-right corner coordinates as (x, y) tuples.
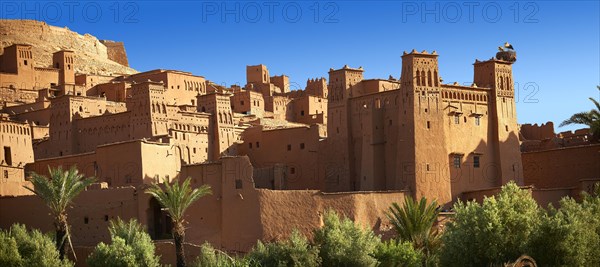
(454, 115), (460, 124)
(235, 179), (243, 189)
(474, 156), (480, 168)
(24, 60), (28, 66)
(287, 144), (291, 151)
(290, 167), (296, 174)
(249, 143), (252, 149)
(300, 143), (305, 149)
(427, 121), (431, 129)
(453, 155), (461, 168)
(3, 170), (8, 179)
(256, 142), (260, 148)
(475, 117), (481, 126)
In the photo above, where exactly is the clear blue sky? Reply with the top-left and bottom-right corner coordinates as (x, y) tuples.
(2, 1), (598, 131)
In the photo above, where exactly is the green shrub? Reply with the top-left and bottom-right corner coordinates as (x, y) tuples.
(192, 242), (247, 267)
(0, 224), (73, 267)
(313, 210), (379, 267)
(0, 232), (22, 267)
(87, 237), (138, 267)
(87, 218), (160, 267)
(529, 187), (600, 266)
(439, 181), (541, 267)
(372, 240), (423, 267)
(247, 230), (320, 267)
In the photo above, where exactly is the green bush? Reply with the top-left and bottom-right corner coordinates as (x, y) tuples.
(247, 230), (320, 267)
(439, 181), (541, 267)
(372, 240), (423, 267)
(87, 237), (138, 267)
(0, 232), (22, 267)
(0, 224), (72, 267)
(192, 242), (246, 267)
(87, 218), (160, 267)
(529, 187), (600, 266)
(313, 210), (379, 267)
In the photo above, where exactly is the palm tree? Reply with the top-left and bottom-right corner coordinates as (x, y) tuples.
(560, 86), (600, 142)
(145, 177), (211, 267)
(108, 217), (147, 244)
(25, 165), (95, 260)
(386, 196), (441, 264)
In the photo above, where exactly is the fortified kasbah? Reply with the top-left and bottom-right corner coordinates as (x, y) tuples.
(0, 19), (598, 266)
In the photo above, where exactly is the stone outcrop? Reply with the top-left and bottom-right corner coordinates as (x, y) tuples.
(100, 40), (129, 67)
(0, 19), (137, 75)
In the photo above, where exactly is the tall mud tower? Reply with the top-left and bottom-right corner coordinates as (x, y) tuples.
(398, 50), (451, 205)
(474, 50), (523, 185)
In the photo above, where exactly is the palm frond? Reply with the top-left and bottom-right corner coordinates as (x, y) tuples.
(386, 196), (440, 253)
(589, 97), (600, 113)
(559, 112), (594, 127)
(560, 87), (600, 134)
(109, 218), (145, 244)
(25, 165), (95, 215)
(145, 177), (212, 223)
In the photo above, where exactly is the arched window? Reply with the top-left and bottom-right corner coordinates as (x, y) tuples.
(427, 70), (432, 87)
(415, 70), (421, 86)
(434, 71), (439, 86)
(421, 70), (426, 86)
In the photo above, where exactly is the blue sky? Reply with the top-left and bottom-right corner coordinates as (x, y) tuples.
(2, 1), (599, 131)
